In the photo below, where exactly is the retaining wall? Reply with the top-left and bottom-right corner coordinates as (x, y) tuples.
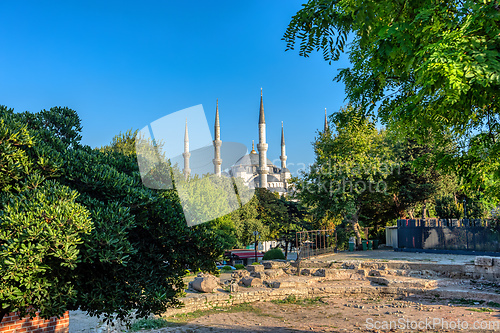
(0, 311), (69, 333)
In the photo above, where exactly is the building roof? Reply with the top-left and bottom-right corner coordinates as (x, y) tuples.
(234, 152), (273, 167)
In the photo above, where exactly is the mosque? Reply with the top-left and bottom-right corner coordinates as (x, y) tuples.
(181, 90), (329, 195)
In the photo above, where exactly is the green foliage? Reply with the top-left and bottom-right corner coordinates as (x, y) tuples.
(0, 105), (223, 323)
(230, 188), (310, 249)
(262, 248), (285, 260)
(284, 0), (500, 201)
(220, 265), (234, 273)
(251, 262), (261, 265)
(234, 264), (245, 270)
(435, 195), (462, 219)
(130, 317), (173, 331)
(271, 295), (324, 306)
(293, 105), (396, 244)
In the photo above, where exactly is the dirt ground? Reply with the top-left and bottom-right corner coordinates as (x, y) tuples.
(69, 250), (500, 332)
(70, 293), (500, 332)
(138, 294), (500, 333)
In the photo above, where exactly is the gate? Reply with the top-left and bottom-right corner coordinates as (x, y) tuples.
(296, 229), (336, 260)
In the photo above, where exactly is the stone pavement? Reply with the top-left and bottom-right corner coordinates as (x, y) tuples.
(312, 248), (478, 265)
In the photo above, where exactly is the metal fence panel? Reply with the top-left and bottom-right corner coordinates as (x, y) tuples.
(397, 219), (500, 252)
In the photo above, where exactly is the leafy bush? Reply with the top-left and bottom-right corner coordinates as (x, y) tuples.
(435, 195), (462, 219)
(234, 264), (245, 270)
(251, 261), (261, 265)
(263, 248), (285, 260)
(0, 105), (224, 323)
(220, 265), (233, 273)
(130, 318), (171, 331)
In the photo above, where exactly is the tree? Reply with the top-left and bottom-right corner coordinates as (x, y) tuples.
(284, 0), (500, 199)
(0, 106), (223, 323)
(0, 106), (92, 322)
(293, 106), (396, 245)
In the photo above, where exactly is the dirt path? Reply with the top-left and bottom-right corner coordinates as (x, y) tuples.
(132, 294), (500, 332)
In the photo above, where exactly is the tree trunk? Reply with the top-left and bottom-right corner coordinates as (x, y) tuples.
(408, 209), (414, 219)
(284, 240), (289, 259)
(349, 209), (362, 246)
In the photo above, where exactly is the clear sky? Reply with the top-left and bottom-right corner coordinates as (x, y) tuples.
(0, 1), (350, 176)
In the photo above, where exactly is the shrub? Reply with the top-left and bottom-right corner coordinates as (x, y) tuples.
(234, 264), (245, 270)
(263, 248), (285, 260)
(251, 261), (261, 265)
(130, 318), (171, 331)
(220, 265), (233, 272)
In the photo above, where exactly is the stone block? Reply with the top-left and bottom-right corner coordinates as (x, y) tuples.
(240, 276), (262, 287)
(190, 273), (220, 293)
(342, 261), (361, 270)
(230, 283), (239, 293)
(313, 268), (352, 279)
(246, 264), (265, 272)
(475, 256), (493, 267)
(492, 257), (500, 267)
(231, 270), (250, 279)
(262, 260), (288, 269)
(356, 269), (368, 277)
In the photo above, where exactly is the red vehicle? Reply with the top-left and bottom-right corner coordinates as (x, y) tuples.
(224, 249), (264, 266)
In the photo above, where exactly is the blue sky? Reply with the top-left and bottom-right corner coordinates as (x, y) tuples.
(0, 1), (350, 175)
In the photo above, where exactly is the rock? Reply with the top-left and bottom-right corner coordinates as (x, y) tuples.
(356, 269), (368, 277)
(251, 269), (286, 280)
(240, 276), (262, 287)
(369, 270), (382, 277)
(313, 268), (352, 279)
(190, 273), (220, 293)
(262, 260), (288, 269)
(230, 283), (239, 292)
(246, 264), (265, 272)
(475, 256), (493, 267)
(264, 268), (285, 278)
(231, 270), (250, 279)
(342, 261), (361, 270)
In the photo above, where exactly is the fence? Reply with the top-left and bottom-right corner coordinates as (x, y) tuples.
(397, 218), (500, 252)
(296, 229), (336, 260)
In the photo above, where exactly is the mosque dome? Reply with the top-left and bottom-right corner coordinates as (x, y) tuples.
(233, 151), (273, 167)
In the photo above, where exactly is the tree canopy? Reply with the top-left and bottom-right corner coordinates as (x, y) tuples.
(0, 106), (224, 323)
(284, 0), (500, 199)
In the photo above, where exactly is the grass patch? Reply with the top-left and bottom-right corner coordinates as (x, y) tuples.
(467, 308), (496, 312)
(487, 301), (500, 308)
(271, 295), (325, 306)
(165, 303), (282, 324)
(449, 298), (484, 306)
(130, 318), (180, 331)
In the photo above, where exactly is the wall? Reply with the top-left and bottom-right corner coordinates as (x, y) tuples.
(161, 285), (404, 317)
(0, 311), (69, 333)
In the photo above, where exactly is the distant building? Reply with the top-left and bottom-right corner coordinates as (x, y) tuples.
(182, 89), (291, 194)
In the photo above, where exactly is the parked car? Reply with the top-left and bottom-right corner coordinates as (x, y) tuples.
(216, 265), (236, 271)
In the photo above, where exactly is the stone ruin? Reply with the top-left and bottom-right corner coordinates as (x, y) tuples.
(167, 256), (500, 317)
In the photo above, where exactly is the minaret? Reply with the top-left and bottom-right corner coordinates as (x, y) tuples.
(213, 99), (222, 176)
(257, 88), (268, 189)
(324, 108), (329, 133)
(280, 121), (288, 188)
(183, 119), (191, 180)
